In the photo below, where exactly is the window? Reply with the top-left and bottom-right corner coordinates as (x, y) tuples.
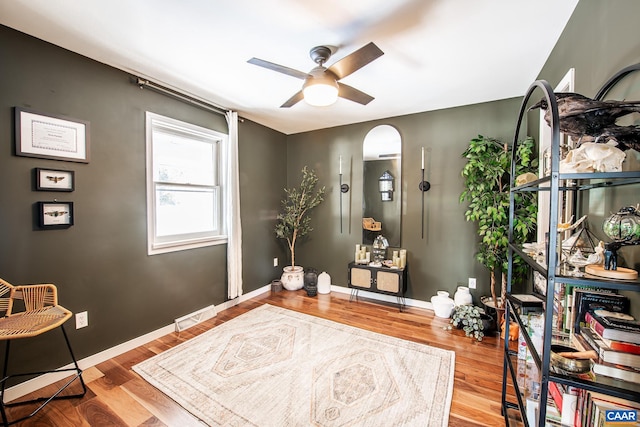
(146, 112), (227, 254)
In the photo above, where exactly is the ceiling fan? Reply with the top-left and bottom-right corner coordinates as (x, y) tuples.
(248, 42), (384, 108)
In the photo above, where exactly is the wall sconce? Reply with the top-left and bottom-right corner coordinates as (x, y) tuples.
(419, 147), (431, 239)
(339, 156), (349, 233)
(419, 147), (431, 192)
(339, 156), (349, 191)
(379, 170), (394, 201)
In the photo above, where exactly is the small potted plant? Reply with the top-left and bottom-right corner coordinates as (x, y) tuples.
(275, 166), (325, 290)
(449, 304), (493, 341)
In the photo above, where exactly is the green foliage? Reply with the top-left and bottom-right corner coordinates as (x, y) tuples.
(460, 135), (538, 304)
(450, 304), (486, 341)
(275, 166), (325, 268)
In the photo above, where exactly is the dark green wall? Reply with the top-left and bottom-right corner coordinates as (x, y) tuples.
(286, 98), (522, 302)
(237, 120), (290, 289)
(536, 0), (640, 98)
(0, 25), (287, 372)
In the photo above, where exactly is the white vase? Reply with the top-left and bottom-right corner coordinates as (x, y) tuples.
(431, 291), (454, 318)
(317, 271), (331, 294)
(281, 266), (304, 290)
(454, 286), (473, 306)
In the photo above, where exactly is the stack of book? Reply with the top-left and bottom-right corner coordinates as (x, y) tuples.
(564, 287), (640, 384)
(562, 288), (639, 426)
(548, 382), (579, 426)
(572, 388), (640, 427)
(577, 309), (640, 385)
(566, 287), (629, 334)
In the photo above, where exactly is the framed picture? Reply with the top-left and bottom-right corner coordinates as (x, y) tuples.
(38, 201), (74, 229)
(15, 107), (90, 163)
(35, 168), (75, 192)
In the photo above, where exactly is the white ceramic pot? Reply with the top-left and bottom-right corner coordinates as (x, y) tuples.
(454, 286), (473, 306)
(317, 271), (331, 294)
(281, 266), (304, 290)
(431, 291), (455, 318)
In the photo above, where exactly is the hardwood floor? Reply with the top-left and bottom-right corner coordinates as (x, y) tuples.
(5, 290), (517, 426)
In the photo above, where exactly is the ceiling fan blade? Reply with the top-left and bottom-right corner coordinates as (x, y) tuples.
(247, 57), (309, 80)
(280, 91), (304, 108)
(327, 42), (384, 80)
(338, 82), (374, 105)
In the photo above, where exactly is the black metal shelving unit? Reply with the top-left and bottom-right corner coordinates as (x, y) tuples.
(500, 63), (640, 427)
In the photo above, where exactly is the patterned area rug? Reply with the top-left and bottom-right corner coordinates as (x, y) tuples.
(133, 304), (455, 426)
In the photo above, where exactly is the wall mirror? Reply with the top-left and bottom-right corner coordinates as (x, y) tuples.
(362, 125), (402, 247)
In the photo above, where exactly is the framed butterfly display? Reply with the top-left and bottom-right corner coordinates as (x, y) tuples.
(38, 201), (73, 228)
(35, 168), (74, 191)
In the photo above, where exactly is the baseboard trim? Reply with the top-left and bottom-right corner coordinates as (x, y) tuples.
(5, 283), (431, 402)
(329, 285), (432, 311)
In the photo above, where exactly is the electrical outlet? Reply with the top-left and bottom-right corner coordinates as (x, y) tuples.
(273, 257), (278, 267)
(76, 311), (88, 329)
(468, 277), (477, 289)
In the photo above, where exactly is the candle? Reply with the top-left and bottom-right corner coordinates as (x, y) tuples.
(339, 155), (342, 175)
(421, 147), (425, 170)
(358, 247), (366, 262)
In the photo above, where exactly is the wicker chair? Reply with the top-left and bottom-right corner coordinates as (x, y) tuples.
(0, 278), (86, 426)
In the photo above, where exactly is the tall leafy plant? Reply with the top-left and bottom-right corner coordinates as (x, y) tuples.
(275, 166), (325, 268)
(460, 135), (538, 308)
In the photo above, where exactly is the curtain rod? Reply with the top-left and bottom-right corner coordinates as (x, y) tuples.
(135, 77), (231, 117)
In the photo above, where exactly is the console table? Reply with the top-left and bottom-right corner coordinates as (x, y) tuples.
(347, 262), (407, 310)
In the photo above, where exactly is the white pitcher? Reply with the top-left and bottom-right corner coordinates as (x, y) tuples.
(431, 291), (454, 318)
(454, 286), (473, 306)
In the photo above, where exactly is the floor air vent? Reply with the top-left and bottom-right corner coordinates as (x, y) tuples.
(174, 305), (217, 332)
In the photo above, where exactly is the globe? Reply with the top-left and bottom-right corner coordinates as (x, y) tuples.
(602, 206), (640, 243)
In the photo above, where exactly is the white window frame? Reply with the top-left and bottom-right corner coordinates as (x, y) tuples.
(146, 112), (228, 255)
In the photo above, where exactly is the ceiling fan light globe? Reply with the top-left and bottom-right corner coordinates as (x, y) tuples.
(303, 83), (338, 106)
(302, 68), (339, 107)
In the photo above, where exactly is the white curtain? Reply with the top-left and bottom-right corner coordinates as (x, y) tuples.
(225, 111), (243, 299)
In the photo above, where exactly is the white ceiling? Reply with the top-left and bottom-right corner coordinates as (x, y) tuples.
(0, 0), (579, 135)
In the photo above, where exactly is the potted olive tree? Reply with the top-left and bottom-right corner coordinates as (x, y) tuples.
(275, 166), (325, 290)
(460, 135), (538, 313)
